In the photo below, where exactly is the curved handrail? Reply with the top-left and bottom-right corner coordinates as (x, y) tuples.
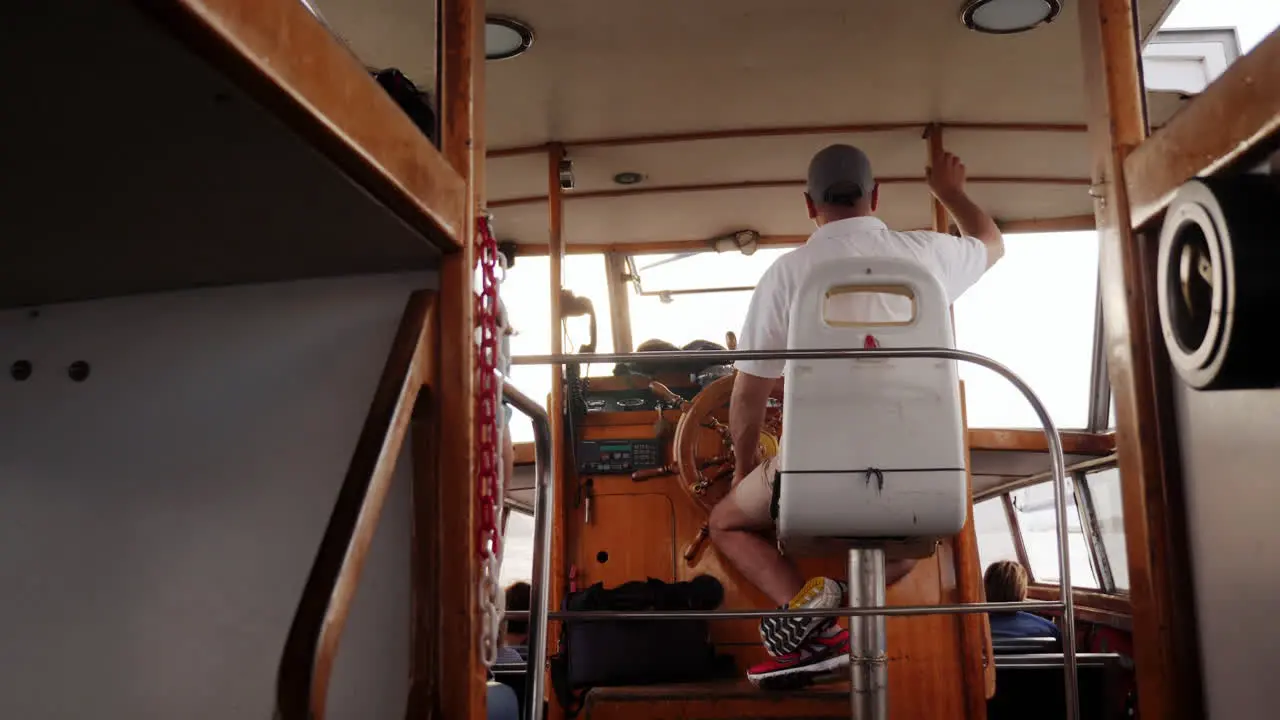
(510, 347), (1077, 720)
(501, 381), (556, 720)
(274, 292), (434, 720)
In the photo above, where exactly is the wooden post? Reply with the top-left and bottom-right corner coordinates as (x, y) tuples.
(409, 0), (484, 718)
(605, 252), (634, 354)
(1077, 1), (1205, 718)
(926, 123), (950, 234)
(545, 142), (569, 720)
(956, 383), (994, 714)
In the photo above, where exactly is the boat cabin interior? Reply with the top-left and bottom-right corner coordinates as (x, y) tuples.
(2, 1), (1278, 720)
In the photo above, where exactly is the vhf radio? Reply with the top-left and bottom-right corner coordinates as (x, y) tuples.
(575, 438), (664, 475)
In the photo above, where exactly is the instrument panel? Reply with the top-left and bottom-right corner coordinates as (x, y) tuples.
(576, 438), (664, 475)
(580, 385), (699, 413)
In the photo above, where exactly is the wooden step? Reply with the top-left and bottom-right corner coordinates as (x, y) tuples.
(583, 679), (851, 719)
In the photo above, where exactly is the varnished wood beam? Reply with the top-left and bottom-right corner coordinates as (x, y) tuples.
(927, 124), (951, 234)
(410, 1), (484, 718)
(546, 142), (569, 720)
(487, 120), (1089, 158)
(1079, 1), (1205, 718)
(957, 384), (996, 714)
(488, 176), (1093, 210)
(512, 235), (809, 257)
(506, 218), (1097, 257)
(605, 252), (635, 354)
(139, 0), (466, 249)
(997, 215), (1096, 233)
(1125, 27), (1280, 229)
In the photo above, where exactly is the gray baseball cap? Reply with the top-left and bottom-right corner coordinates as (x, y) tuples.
(807, 144), (875, 205)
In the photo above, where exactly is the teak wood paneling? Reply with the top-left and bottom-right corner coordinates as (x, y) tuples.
(1078, 1), (1205, 718)
(573, 494), (678, 587)
(138, 0), (466, 248)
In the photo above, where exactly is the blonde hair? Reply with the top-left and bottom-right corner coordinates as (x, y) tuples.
(984, 560), (1029, 604)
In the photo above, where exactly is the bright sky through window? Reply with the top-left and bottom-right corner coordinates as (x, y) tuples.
(499, 230), (1099, 440)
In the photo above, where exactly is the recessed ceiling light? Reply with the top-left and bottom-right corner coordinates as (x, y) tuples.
(485, 16), (534, 61)
(960, 0), (1061, 34)
(613, 172), (645, 185)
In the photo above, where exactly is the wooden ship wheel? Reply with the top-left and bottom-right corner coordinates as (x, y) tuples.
(632, 374), (784, 563)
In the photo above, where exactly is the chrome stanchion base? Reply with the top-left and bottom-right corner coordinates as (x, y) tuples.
(849, 548), (888, 720)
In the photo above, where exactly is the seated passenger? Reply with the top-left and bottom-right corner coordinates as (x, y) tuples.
(496, 581), (531, 665)
(984, 560), (1061, 641)
(712, 144), (1005, 687)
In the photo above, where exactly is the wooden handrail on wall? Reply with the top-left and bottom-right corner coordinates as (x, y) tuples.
(276, 292), (437, 720)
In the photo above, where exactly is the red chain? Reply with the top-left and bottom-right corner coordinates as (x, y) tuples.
(474, 215), (502, 560)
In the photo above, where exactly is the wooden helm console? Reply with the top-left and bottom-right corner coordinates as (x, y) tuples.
(631, 375), (783, 564)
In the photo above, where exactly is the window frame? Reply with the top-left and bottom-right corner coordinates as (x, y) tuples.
(975, 458), (1127, 596)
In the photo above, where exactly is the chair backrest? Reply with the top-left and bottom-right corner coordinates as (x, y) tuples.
(776, 257), (968, 556)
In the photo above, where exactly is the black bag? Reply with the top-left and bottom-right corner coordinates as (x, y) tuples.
(370, 68), (438, 146)
(549, 576), (732, 716)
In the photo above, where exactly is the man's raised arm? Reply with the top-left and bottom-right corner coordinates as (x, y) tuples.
(730, 371), (776, 483)
(927, 151), (1004, 267)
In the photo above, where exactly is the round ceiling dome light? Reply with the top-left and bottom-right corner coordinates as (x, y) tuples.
(961, 0), (1061, 34)
(485, 16), (534, 60)
(613, 172), (645, 185)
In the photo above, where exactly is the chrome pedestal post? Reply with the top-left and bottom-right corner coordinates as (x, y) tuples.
(849, 548), (888, 720)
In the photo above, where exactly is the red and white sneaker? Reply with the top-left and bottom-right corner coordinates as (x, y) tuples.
(758, 576), (847, 658)
(747, 625), (850, 690)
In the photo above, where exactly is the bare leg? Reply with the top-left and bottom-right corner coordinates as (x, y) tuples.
(886, 559), (917, 586)
(709, 499), (805, 606)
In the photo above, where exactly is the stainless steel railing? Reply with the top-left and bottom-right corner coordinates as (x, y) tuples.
(501, 382), (555, 720)
(505, 347), (1077, 720)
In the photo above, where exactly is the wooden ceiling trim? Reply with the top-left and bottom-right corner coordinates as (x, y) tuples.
(487, 120), (1090, 159)
(489, 176), (1092, 209)
(503, 215), (1096, 255)
(998, 214), (1097, 233)
(509, 234), (809, 257)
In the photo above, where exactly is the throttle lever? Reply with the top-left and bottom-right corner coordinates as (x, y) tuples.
(648, 381), (692, 411)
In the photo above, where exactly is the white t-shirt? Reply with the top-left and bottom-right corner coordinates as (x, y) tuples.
(734, 216), (988, 379)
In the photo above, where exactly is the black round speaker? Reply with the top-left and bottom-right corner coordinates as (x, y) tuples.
(1156, 175), (1280, 390)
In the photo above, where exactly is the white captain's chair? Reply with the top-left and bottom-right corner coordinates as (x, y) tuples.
(775, 256), (968, 558)
(774, 256), (970, 715)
